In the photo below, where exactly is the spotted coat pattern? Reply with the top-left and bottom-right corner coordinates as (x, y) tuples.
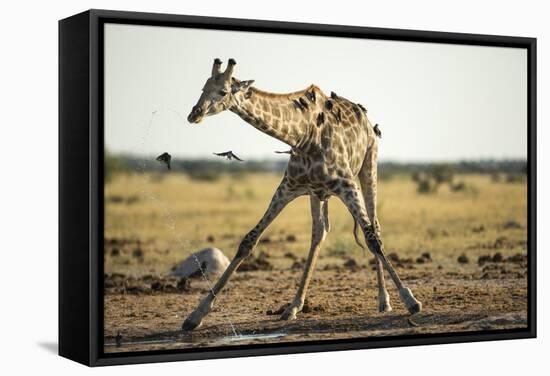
(182, 59), (422, 330)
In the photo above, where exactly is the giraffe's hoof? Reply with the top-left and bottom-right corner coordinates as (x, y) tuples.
(378, 300), (393, 313)
(399, 287), (422, 315)
(378, 291), (392, 313)
(181, 318), (202, 331)
(406, 301), (422, 315)
(280, 306), (298, 321)
(181, 310), (204, 331)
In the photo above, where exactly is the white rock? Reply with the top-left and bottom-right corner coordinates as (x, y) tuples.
(170, 247), (229, 278)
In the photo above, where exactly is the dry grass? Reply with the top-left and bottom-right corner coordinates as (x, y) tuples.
(104, 172), (527, 275)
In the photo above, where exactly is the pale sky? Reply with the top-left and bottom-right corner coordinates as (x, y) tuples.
(104, 23), (527, 162)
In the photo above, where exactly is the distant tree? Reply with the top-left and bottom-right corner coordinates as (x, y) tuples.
(430, 164), (455, 185)
(411, 171), (422, 183)
(416, 176), (439, 194)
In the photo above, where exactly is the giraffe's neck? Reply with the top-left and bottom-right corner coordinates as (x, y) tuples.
(229, 87), (318, 148)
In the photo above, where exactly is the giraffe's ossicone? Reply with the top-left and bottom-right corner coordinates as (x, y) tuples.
(182, 58), (421, 331)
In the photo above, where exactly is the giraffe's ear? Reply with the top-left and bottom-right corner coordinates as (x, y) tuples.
(231, 79), (255, 94)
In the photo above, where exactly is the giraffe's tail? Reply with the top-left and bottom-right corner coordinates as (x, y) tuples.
(353, 220), (365, 249)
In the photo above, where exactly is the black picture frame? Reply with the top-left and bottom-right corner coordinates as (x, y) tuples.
(59, 9), (537, 367)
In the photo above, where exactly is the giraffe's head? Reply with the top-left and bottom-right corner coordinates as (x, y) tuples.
(187, 58), (255, 124)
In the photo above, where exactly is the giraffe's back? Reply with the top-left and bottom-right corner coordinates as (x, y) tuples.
(286, 88), (375, 193)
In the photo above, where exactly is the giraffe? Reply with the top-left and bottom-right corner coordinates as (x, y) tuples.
(182, 58), (422, 330)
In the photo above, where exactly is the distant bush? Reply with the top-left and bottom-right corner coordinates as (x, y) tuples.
(505, 173), (527, 184)
(187, 169), (222, 182)
(327, 237), (358, 257)
(490, 172), (503, 183)
(244, 188), (256, 199)
(377, 171), (394, 181)
(226, 184), (236, 199)
(411, 164), (479, 195)
(229, 170), (248, 180)
(430, 164), (455, 185)
(104, 149), (126, 183)
(149, 172), (166, 184)
(106, 195), (140, 205)
(450, 181), (466, 192)
(225, 184), (256, 200)
(416, 176), (439, 194)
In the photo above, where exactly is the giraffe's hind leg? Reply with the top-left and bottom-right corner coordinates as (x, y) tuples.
(337, 180), (422, 315)
(358, 142), (392, 312)
(182, 179), (301, 331)
(280, 196), (329, 321)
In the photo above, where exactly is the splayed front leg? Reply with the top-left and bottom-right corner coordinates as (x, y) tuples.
(280, 302), (301, 321)
(181, 297), (214, 330)
(376, 259), (392, 312)
(181, 179), (300, 331)
(182, 256), (243, 331)
(280, 197), (328, 321)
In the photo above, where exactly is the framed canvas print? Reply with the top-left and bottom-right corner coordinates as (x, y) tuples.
(59, 9), (536, 366)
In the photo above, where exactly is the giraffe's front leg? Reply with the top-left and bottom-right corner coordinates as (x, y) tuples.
(181, 234), (252, 331)
(376, 259), (392, 312)
(280, 197), (328, 321)
(181, 180), (300, 331)
(372, 221), (392, 312)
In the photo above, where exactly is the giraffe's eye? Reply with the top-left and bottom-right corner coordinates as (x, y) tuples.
(218, 89), (228, 96)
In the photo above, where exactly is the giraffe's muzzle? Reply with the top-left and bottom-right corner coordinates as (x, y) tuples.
(187, 105), (204, 123)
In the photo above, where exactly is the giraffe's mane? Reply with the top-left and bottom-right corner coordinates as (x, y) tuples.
(249, 84), (325, 100)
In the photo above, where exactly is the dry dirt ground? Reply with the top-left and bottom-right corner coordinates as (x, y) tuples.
(103, 173), (528, 353)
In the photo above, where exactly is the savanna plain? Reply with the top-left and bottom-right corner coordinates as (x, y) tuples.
(103, 168), (528, 352)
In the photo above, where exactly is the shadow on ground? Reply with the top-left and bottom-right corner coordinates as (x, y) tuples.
(37, 341), (58, 354)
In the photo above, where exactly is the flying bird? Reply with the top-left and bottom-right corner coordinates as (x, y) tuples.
(156, 152), (172, 170)
(373, 124), (382, 138)
(213, 151), (243, 162)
